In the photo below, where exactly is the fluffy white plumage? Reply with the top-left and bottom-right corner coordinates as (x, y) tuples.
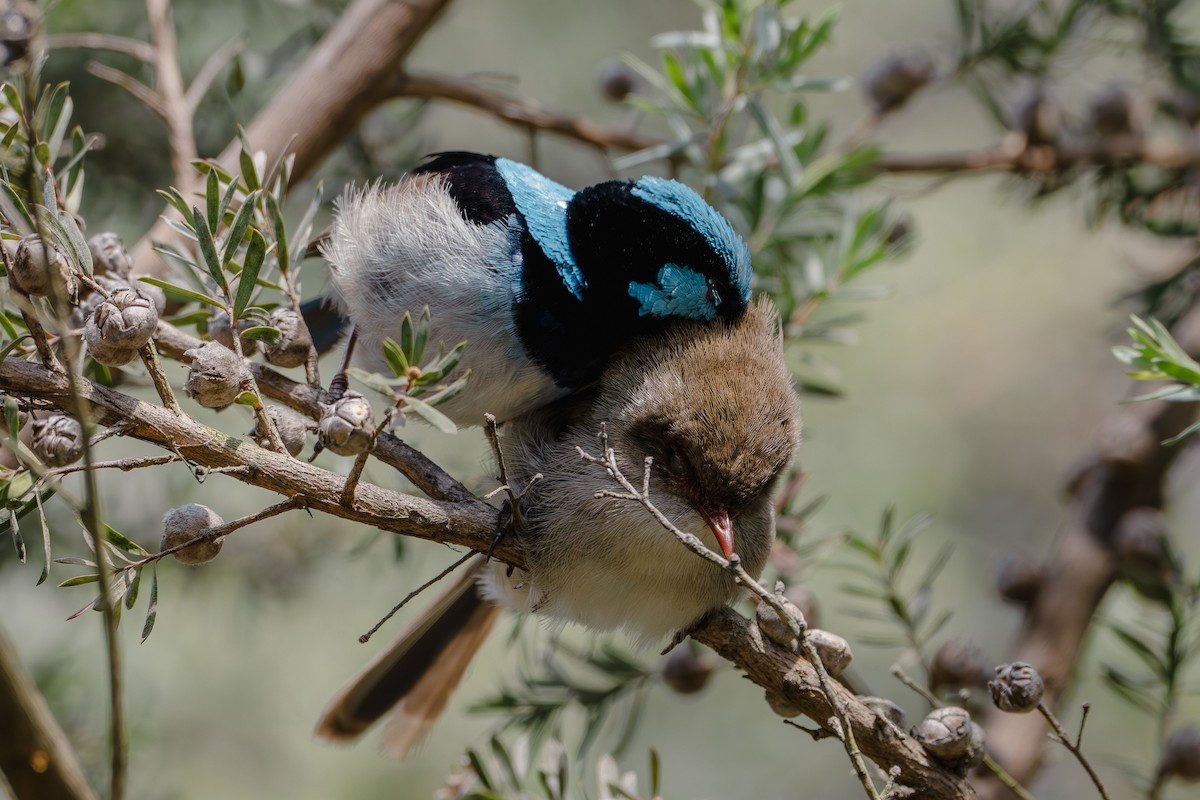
(323, 177), (568, 425)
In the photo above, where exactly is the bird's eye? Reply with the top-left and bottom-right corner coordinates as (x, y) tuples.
(706, 284), (721, 307)
(664, 448), (686, 476)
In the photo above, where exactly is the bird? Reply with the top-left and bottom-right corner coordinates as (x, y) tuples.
(321, 152), (752, 425)
(315, 297), (800, 756)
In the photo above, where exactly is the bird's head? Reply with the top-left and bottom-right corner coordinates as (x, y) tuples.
(595, 296), (799, 560)
(566, 176), (752, 330)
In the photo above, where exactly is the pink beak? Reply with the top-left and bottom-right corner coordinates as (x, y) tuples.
(700, 507), (735, 559)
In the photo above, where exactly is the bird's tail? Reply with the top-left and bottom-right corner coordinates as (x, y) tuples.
(315, 558), (500, 757)
(299, 295), (350, 355)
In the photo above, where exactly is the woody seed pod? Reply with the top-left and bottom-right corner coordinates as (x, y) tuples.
(249, 405), (308, 457)
(862, 49), (934, 112)
(597, 58), (642, 103)
(87, 232), (133, 277)
(264, 307), (313, 368)
(858, 696), (907, 730)
(756, 596), (804, 648)
(209, 310), (261, 355)
(1158, 725), (1200, 782)
(85, 287), (157, 353)
(913, 707), (986, 771)
(317, 391), (376, 456)
(930, 640), (989, 691)
(10, 234), (75, 298)
(161, 503), (224, 565)
(988, 661), (1044, 713)
(661, 643), (715, 695)
(30, 414), (83, 467)
(806, 628), (852, 677)
(183, 342), (251, 408)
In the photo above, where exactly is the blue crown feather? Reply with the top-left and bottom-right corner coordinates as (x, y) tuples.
(495, 158), (585, 301)
(630, 176), (752, 306)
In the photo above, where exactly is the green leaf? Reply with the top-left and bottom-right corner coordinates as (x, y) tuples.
(58, 573), (101, 587)
(105, 526), (148, 556)
(191, 205), (227, 292)
(265, 191), (289, 274)
(233, 390), (260, 406)
(403, 394), (458, 434)
(156, 187), (192, 220)
(124, 567), (141, 609)
(140, 567), (158, 642)
(206, 169), (220, 234)
(382, 337), (409, 376)
(399, 311), (415, 363)
(233, 228), (266, 318)
(6, 509), (24, 562)
(240, 146), (260, 192)
(0, 179), (33, 233)
(221, 190), (260, 269)
(138, 277), (224, 309)
(239, 325), (282, 347)
(413, 306), (431, 364)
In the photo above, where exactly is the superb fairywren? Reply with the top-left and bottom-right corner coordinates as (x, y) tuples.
(323, 152), (752, 424)
(316, 155), (798, 757)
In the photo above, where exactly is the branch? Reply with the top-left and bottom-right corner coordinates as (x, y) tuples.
(130, 0), (456, 278)
(390, 71), (660, 153)
(874, 137), (1200, 175)
(976, 297), (1200, 798)
(45, 32), (155, 62)
(0, 627), (97, 800)
(148, 321), (478, 504)
(0, 357), (517, 566)
(691, 610), (976, 799)
(145, 0), (198, 191)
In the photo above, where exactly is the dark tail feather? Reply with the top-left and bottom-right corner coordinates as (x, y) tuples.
(300, 296), (349, 355)
(315, 559), (499, 757)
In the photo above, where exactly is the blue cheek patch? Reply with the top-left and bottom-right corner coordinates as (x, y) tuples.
(495, 158), (586, 301)
(630, 176), (752, 305)
(629, 264), (719, 320)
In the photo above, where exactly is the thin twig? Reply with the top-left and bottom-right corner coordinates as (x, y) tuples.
(580, 426), (879, 800)
(137, 340), (181, 414)
(184, 36), (244, 113)
(117, 495), (303, 572)
(358, 551), (478, 643)
(390, 71), (660, 154)
(37, 453), (179, 482)
(86, 61), (166, 117)
(1036, 702), (1111, 800)
(340, 450), (370, 506)
(19, 308), (60, 371)
(45, 32), (156, 62)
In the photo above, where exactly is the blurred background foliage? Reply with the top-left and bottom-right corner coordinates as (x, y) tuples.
(4, 0), (1200, 798)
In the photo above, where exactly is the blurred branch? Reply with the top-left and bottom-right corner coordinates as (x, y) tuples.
(976, 298), (1200, 798)
(45, 32), (155, 62)
(390, 71), (661, 153)
(145, 0), (198, 191)
(0, 626), (97, 800)
(874, 137), (1200, 175)
(184, 36), (244, 114)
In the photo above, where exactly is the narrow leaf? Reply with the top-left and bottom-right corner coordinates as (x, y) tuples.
(233, 228), (266, 318)
(191, 206), (227, 292)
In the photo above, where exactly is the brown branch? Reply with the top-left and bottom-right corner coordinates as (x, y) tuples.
(45, 32), (155, 62)
(390, 71), (660, 153)
(149, 321), (478, 504)
(145, 0), (198, 192)
(85, 62), (165, 118)
(692, 610), (976, 799)
(874, 137), (1200, 175)
(0, 356), (512, 562)
(130, 0), (455, 278)
(0, 627), (97, 800)
(976, 298), (1200, 798)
